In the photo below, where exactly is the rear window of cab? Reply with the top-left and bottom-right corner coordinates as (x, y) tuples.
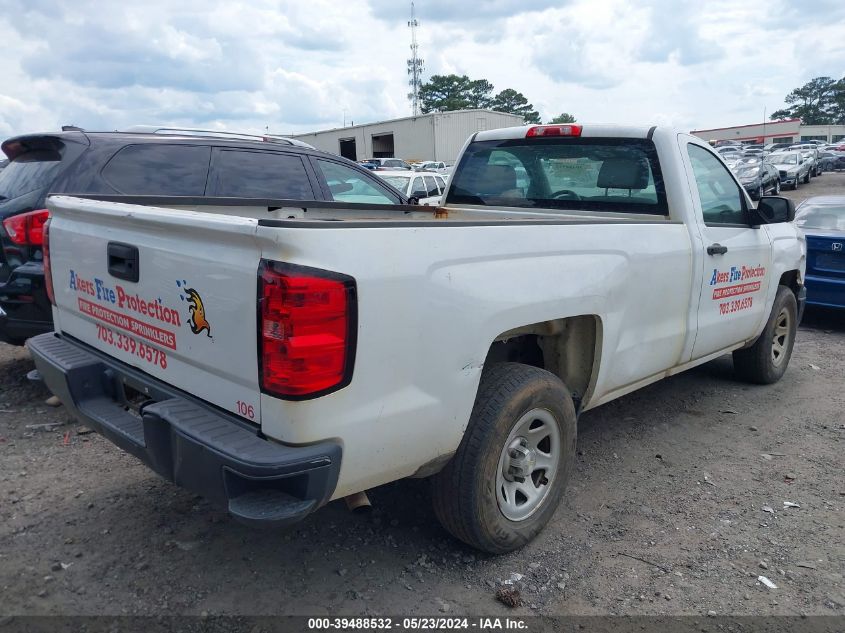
(446, 137), (667, 215)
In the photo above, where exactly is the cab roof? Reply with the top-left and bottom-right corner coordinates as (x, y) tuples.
(473, 124), (660, 142)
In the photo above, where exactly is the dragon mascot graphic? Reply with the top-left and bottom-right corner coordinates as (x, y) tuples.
(185, 288), (211, 337)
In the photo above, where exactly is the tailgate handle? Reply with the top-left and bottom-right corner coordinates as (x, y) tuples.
(107, 242), (140, 283)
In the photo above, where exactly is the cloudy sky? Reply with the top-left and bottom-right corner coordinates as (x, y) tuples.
(1, 0), (844, 140)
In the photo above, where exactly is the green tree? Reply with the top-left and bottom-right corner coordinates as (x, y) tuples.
(490, 88), (541, 124)
(467, 79), (495, 109)
(419, 74), (494, 113)
(548, 113), (577, 124)
(830, 77), (845, 124)
(769, 76), (839, 125)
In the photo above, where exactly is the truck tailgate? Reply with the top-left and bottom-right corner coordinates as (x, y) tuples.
(46, 196), (263, 423)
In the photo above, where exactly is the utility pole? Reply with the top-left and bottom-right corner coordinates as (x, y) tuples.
(407, 1), (424, 116)
(762, 106), (766, 144)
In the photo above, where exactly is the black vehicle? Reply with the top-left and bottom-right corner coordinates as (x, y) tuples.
(818, 150), (845, 172)
(735, 158), (780, 200)
(0, 127), (407, 345)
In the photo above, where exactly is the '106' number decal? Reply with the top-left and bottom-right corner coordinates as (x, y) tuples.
(96, 324), (168, 369)
(236, 400), (255, 420)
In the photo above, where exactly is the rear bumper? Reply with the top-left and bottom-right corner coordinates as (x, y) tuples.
(0, 308), (52, 344)
(27, 332), (341, 527)
(0, 261), (53, 344)
(805, 274), (845, 309)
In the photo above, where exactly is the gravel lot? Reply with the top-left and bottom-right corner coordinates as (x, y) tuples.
(1, 174), (843, 619)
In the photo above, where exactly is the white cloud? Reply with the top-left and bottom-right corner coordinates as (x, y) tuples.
(0, 0), (842, 142)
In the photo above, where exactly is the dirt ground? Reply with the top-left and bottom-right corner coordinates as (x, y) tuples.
(1, 174), (843, 619)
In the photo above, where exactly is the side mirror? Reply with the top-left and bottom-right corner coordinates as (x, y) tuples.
(408, 196), (420, 205)
(756, 196), (795, 224)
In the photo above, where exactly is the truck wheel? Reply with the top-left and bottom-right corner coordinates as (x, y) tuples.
(431, 363), (576, 553)
(732, 286), (797, 384)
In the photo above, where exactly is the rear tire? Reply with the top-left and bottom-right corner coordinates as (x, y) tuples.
(774, 180), (780, 195)
(733, 286), (797, 384)
(431, 363), (577, 554)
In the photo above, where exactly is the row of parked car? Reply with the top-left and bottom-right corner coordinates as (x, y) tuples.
(353, 158), (454, 205)
(717, 140), (845, 199)
(357, 157), (453, 176)
(713, 139), (845, 309)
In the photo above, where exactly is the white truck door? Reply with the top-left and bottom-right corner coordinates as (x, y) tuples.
(684, 142), (774, 360)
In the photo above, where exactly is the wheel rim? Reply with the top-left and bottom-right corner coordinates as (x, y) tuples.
(771, 308), (792, 367)
(495, 408), (560, 522)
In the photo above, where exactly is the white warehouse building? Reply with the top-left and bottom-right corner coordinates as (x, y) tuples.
(290, 109), (524, 163)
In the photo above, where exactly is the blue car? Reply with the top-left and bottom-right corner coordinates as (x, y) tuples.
(795, 196), (845, 309)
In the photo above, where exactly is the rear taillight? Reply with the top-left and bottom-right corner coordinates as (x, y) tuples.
(258, 260), (356, 399)
(3, 209), (50, 246)
(42, 218), (55, 305)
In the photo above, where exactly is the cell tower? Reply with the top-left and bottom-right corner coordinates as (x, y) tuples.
(407, 1), (424, 116)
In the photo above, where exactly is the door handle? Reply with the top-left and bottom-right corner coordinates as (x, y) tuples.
(107, 242), (140, 283)
(707, 243), (728, 256)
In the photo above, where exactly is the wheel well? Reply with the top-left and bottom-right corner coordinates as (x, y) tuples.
(484, 316), (600, 410)
(779, 270), (800, 295)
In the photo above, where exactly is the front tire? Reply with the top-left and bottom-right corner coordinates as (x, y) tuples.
(774, 179), (780, 195)
(732, 286), (797, 384)
(431, 363), (577, 554)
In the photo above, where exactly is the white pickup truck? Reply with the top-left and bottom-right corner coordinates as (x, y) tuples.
(29, 124), (806, 553)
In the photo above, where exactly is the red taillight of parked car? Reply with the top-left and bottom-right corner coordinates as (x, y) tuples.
(42, 218), (55, 306)
(2, 208), (51, 246)
(258, 260), (357, 399)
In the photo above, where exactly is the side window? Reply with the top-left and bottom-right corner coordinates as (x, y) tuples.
(315, 160), (400, 204)
(102, 144), (210, 195)
(211, 150), (315, 199)
(687, 144), (746, 225)
(435, 175), (446, 193)
(410, 176), (427, 196)
(423, 176), (439, 197)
